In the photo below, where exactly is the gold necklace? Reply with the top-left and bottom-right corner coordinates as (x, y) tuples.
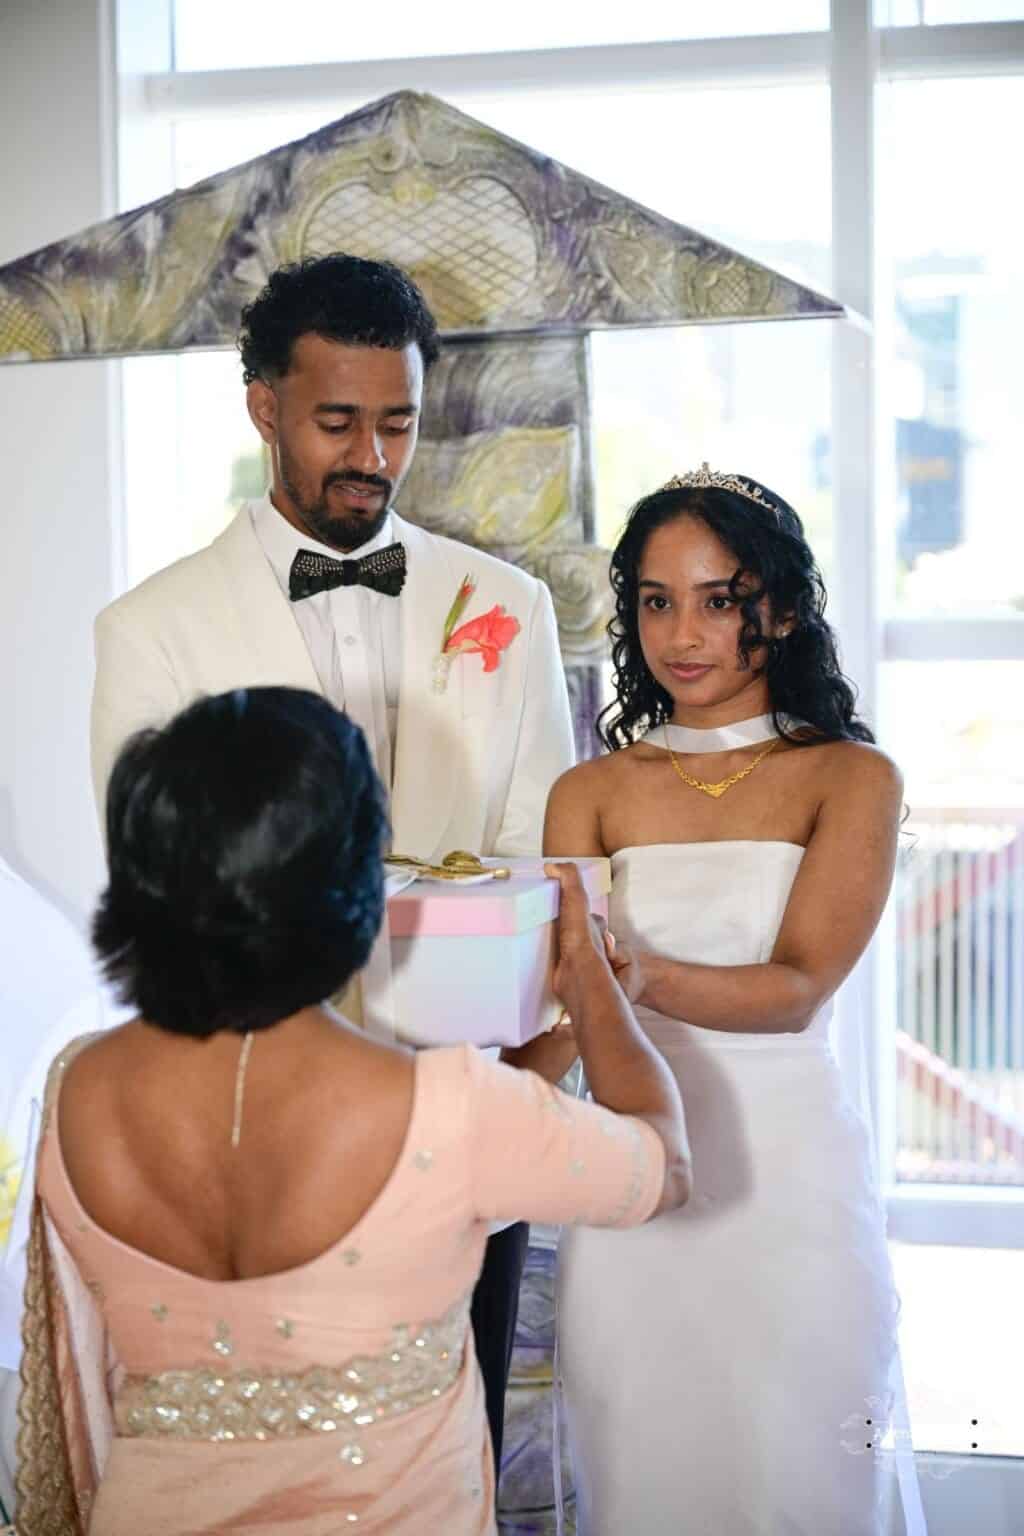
(664, 728), (779, 800)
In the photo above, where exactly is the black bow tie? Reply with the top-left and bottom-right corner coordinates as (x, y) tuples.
(288, 542), (407, 602)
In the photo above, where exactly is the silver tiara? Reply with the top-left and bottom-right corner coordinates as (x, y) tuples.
(659, 463), (779, 516)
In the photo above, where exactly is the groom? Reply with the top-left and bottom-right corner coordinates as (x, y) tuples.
(90, 253), (575, 1472)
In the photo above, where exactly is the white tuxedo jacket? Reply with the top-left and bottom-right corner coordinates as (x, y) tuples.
(91, 507), (575, 860)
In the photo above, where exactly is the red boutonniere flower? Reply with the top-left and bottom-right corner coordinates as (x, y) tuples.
(433, 575), (521, 692)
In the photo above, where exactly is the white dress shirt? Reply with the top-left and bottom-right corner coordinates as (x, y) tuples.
(251, 495), (401, 789)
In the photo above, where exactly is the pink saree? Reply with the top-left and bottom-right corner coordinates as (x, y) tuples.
(13, 1037), (663, 1534)
(15, 1043), (113, 1534)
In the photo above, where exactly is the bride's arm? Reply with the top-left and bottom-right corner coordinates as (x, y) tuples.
(632, 745), (903, 1035)
(500, 765), (605, 1081)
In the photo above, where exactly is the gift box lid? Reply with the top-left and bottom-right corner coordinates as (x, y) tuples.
(385, 856), (610, 938)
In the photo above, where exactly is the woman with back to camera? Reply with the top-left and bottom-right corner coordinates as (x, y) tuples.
(14, 686), (690, 1536)
(513, 466), (902, 1535)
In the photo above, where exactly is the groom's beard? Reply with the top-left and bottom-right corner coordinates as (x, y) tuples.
(279, 447), (394, 553)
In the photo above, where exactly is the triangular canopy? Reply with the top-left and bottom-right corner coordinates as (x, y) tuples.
(0, 90), (843, 363)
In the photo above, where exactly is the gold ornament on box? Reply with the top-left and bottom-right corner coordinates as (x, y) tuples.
(385, 850), (512, 882)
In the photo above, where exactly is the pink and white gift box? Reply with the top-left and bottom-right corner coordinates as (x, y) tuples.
(368, 857), (611, 1049)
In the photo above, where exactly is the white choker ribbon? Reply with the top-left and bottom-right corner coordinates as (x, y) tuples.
(641, 713), (805, 754)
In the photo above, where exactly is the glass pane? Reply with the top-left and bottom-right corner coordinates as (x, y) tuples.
(891, 1242), (1024, 1455)
(874, 1), (923, 20)
(591, 323), (834, 590)
(877, 0), (1024, 20)
(122, 352), (260, 588)
(925, 0), (1024, 17)
(879, 78), (1024, 618)
(174, 112), (330, 188)
(883, 661), (1024, 1188)
(173, 0), (828, 73)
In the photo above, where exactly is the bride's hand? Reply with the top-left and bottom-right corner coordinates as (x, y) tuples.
(605, 940), (647, 1005)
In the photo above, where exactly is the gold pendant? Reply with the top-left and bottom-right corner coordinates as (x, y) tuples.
(664, 735), (779, 799)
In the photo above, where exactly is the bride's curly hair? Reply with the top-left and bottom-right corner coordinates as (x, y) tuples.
(597, 479), (874, 752)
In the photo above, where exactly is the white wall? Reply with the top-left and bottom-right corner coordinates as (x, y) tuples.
(0, 0), (120, 928)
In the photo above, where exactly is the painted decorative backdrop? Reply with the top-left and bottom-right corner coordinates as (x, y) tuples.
(0, 91), (840, 363)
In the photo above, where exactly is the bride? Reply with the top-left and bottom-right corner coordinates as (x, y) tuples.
(520, 466), (902, 1534)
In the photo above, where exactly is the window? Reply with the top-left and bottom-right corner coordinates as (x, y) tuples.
(591, 323), (833, 580)
(879, 78), (1024, 619)
(879, 0), (1024, 22)
(174, 112), (329, 189)
(885, 662), (1024, 1186)
(121, 352), (258, 588)
(890, 1241), (1024, 1455)
(172, 0), (829, 73)
(877, 68), (1024, 1205)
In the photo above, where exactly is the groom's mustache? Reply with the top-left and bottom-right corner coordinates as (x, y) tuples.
(323, 470), (392, 495)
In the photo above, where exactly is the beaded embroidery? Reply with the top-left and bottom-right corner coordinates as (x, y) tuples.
(115, 1293), (470, 1441)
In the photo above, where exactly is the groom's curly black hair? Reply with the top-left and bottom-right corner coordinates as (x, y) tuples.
(93, 687), (388, 1037)
(238, 253), (441, 384)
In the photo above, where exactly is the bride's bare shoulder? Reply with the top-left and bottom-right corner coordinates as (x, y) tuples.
(798, 739), (904, 829)
(809, 737), (903, 791)
(550, 743), (652, 799)
(546, 747), (652, 854)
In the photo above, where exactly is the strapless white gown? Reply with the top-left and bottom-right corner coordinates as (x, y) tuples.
(558, 842), (898, 1536)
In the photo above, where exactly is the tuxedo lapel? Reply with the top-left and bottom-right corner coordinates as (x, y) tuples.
(209, 509), (468, 859)
(210, 508), (322, 693)
(389, 515), (464, 860)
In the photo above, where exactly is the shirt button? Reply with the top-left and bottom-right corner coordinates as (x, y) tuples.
(343, 635), (357, 647)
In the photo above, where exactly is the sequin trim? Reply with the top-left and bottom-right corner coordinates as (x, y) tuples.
(115, 1294), (470, 1441)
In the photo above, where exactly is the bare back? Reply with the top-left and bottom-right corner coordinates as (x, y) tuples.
(57, 1009), (415, 1281)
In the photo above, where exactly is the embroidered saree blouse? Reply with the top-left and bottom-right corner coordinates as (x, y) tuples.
(23, 1041), (664, 1535)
